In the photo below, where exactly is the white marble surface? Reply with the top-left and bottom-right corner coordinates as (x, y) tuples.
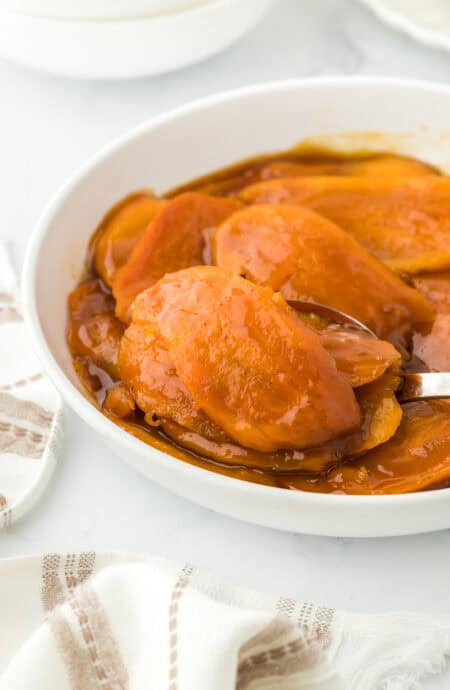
(1, 0), (450, 685)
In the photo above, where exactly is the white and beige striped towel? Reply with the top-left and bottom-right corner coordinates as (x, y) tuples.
(0, 245), (61, 528)
(0, 552), (449, 690)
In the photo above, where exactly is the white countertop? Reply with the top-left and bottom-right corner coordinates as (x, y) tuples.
(1, 0), (450, 685)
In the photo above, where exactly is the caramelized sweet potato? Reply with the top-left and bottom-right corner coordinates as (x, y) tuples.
(119, 318), (227, 441)
(284, 400), (450, 494)
(239, 177), (450, 274)
(158, 419), (336, 473)
(156, 372), (401, 473)
(349, 374), (402, 455)
(252, 155), (436, 187)
(93, 193), (165, 286)
(112, 193), (241, 322)
(67, 279), (124, 379)
(213, 204), (433, 342)
(318, 326), (401, 387)
(412, 271), (450, 372)
(66, 146), (450, 496)
(103, 384), (135, 419)
(120, 266), (361, 453)
(178, 154), (436, 197)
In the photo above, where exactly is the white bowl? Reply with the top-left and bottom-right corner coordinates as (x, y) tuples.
(0, 0), (274, 80)
(1, 0), (210, 20)
(360, 0), (450, 53)
(23, 77), (450, 538)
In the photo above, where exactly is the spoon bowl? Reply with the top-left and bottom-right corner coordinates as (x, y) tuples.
(287, 299), (450, 403)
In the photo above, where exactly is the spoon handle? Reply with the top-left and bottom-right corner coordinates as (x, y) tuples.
(286, 300), (450, 403)
(398, 373), (450, 402)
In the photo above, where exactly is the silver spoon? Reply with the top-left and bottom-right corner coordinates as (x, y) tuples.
(287, 299), (450, 403)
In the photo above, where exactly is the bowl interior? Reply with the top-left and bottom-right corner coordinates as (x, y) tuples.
(24, 79), (450, 536)
(34, 80), (450, 394)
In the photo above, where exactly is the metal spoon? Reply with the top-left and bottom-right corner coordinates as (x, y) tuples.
(287, 299), (450, 403)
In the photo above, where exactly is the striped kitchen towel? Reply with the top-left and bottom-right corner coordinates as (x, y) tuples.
(0, 245), (61, 528)
(1, 552), (449, 689)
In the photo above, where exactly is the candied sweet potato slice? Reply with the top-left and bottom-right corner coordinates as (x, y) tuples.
(412, 271), (450, 372)
(239, 177), (450, 274)
(213, 204), (433, 342)
(123, 266), (361, 453)
(103, 384), (135, 419)
(159, 419), (337, 473)
(332, 154), (437, 178)
(177, 154), (436, 197)
(413, 272), (450, 313)
(113, 193), (241, 322)
(412, 314), (450, 373)
(119, 319), (227, 441)
(158, 372), (401, 473)
(253, 155), (436, 187)
(120, 269), (401, 471)
(318, 327), (401, 387)
(93, 193), (165, 286)
(284, 400), (450, 494)
(67, 279), (124, 379)
(119, 313), (344, 472)
(350, 374), (402, 455)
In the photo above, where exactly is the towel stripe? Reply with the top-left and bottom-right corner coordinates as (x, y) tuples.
(237, 618), (322, 690)
(42, 553), (129, 690)
(168, 564), (194, 690)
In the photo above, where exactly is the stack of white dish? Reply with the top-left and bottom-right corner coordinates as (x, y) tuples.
(0, 0), (275, 79)
(360, 0), (450, 52)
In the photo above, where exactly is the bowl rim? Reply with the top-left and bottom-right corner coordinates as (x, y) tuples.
(0, 0), (241, 25)
(22, 75), (450, 510)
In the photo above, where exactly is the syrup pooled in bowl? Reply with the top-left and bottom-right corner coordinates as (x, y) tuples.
(66, 146), (450, 495)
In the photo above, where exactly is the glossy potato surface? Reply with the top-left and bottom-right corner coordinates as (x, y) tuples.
(121, 266), (361, 452)
(286, 400), (450, 494)
(178, 153), (436, 197)
(318, 326), (401, 387)
(67, 279), (124, 379)
(66, 145), (450, 497)
(113, 193), (241, 322)
(240, 177), (450, 274)
(213, 204), (433, 342)
(93, 193), (165, 286)
(412, 272), (450, 372)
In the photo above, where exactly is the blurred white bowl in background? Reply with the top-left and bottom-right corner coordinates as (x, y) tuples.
(0, 0), (210, 20)
(360, 0), (450, 52)
(0, 0), (275, 79)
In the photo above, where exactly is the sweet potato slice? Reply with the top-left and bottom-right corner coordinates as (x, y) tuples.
(239, 177), (450, 274)
(213, 204), (433, 342)
(350, 374), (402, 455)
(413, 272), (450, 313)
(158, 419), (337, 473)
(120, 335), (400, 474)
(93, 193), (165, 287)
(157, 372), (401, 473)
(103, 384), (135, 419)
(112, 193), (241, 322)
(284, 400), (450, 494)
(122, 266), (360, 453)
(178, 154), (436, 197)
(318, 327), (401, 387)
(119, 318), (227, 441)
(412, 271), (450, 372)
(67, 279), (124, 379)
(119, 269), (402, 471)
(254, 155), (436, 186)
